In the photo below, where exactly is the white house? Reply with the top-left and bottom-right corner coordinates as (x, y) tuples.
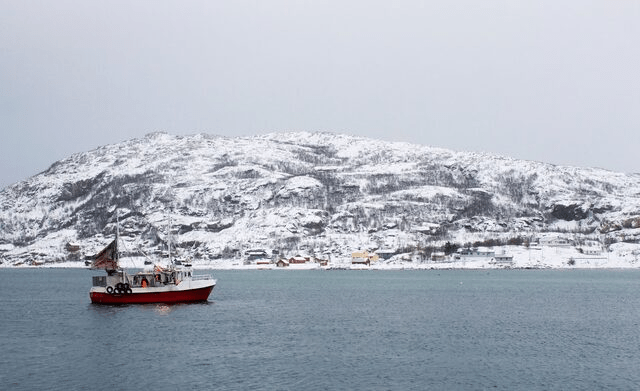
(539, 237), (572, 247)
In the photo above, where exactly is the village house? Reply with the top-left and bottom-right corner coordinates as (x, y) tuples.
(352, 251), (379, 262)
(538, 237), (573, 247)
(244, 249), (271, 265)
(351, 251), (379, 265)
(66, 242), (81, 253)
(351, 257), (370, 266)
(288, 255), (310, 264)
(276, 259), (289, 267)
(431, 252), (446, 262)
(579, 240), (603, 255)
(494, 254), (514, 264)
(455, 247), (495, 259)
(314, 258), (329, 266)
(245, 249), (269, 260)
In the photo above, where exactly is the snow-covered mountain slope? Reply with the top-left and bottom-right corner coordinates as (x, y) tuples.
(1, 131), (640, 266)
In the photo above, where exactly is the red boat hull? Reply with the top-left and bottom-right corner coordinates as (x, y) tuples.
(90, 285), (214, 304)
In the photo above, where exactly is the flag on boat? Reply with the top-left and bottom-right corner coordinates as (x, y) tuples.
(90, 240), (119, 271)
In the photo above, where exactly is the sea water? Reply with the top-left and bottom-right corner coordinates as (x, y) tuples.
(1, 268), (639, 390)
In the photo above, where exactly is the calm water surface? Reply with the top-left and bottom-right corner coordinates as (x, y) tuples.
(1, 268), (639, 390)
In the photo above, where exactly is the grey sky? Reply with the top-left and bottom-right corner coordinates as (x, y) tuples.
(1, 0), (639, 189)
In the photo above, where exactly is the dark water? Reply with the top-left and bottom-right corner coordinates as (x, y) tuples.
(1, 269), (640, 390)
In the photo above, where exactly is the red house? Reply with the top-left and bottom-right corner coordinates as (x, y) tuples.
(288, 256), (310, 264)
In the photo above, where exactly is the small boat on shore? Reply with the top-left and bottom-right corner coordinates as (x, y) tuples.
(89, 219), (216, 305)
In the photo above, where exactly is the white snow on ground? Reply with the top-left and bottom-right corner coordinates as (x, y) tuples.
(277, 176), (323, 197)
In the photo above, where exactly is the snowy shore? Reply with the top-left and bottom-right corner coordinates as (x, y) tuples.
(3, 244), (640, 270)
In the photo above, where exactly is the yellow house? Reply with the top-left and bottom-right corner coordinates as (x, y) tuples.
(351, 251), (380, 263)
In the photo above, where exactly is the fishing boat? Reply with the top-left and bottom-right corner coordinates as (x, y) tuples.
(89, 219), (216, 305)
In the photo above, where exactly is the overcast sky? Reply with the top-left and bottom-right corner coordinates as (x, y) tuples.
(1, 0), (639, 189)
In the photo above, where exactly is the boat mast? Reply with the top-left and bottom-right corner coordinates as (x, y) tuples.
(116, 210), (120, 263)
(168, 212), (172, 266)
(116, 211), (119, 242)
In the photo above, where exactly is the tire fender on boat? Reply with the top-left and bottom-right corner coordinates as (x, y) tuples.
(106, 286), (114, 294)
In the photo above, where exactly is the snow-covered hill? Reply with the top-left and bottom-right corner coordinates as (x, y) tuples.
(2, 131), (640, 268)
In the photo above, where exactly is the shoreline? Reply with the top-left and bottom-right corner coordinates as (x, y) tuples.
(3, 243), (639, 270)
(2, 262), (639, 271)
